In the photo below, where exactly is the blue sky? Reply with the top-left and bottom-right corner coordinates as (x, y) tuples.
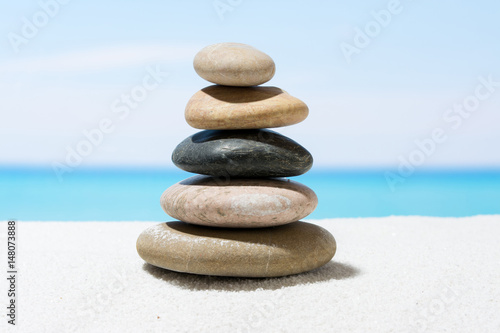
(1, 0), (499, 169)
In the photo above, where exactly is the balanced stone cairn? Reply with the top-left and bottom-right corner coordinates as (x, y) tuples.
(137, 43), (336, 278)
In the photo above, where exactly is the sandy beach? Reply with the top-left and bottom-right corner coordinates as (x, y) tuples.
(2, 216), (500, 332)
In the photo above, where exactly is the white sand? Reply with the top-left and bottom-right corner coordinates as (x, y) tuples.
(1, 216), (500, 333)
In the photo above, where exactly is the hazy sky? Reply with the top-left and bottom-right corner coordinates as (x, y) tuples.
(1, 0), (499, 169)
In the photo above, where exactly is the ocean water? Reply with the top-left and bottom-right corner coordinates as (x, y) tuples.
(1, 167), (499, 221)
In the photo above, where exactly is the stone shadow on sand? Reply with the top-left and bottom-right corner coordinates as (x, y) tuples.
(142, 261), (360, 292)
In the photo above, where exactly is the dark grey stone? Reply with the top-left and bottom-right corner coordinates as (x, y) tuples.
(172, 129), (313, 178)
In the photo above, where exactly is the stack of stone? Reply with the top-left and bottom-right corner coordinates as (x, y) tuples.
(137, 43), (336, 278)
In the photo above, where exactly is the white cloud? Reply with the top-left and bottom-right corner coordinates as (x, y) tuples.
(0, 44), (200, 73)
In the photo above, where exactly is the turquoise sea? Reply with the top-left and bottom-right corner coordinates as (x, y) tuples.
(1, 167), (499, 221)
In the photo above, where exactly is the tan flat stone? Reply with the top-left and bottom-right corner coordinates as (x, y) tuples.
(185, 85), (309, 130)
(160, 175), (317, 228)
(136, 221), (336, 277)
(193, 42), (275, 86)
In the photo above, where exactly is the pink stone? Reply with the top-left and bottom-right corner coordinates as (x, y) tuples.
(160, 175), (318, 227)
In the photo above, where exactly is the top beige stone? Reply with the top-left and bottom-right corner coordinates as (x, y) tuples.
(193, 42), (276, 86)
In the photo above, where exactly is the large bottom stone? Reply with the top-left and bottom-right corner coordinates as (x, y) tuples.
(136, 221), (336, 277)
